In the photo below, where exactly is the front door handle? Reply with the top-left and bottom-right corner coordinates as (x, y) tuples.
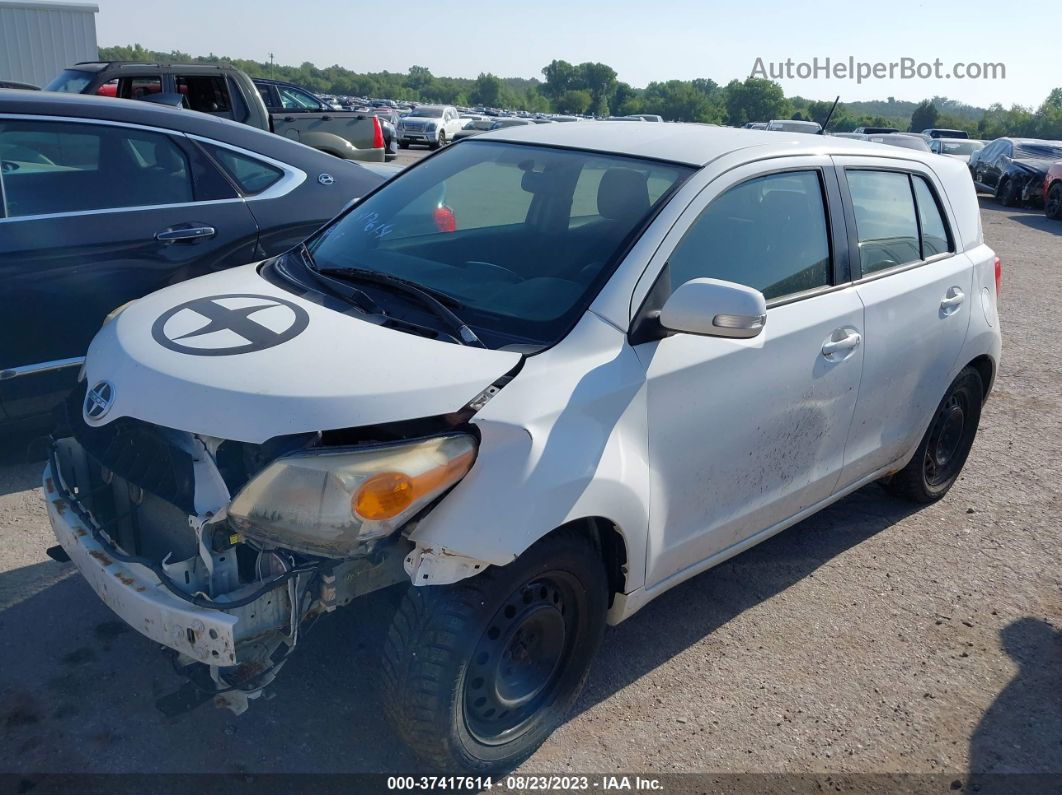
(822, 328), (862, 359)
(940, 287), (965, 315)
(156, 225), (216, 243)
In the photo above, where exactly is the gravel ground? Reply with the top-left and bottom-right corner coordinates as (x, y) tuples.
(0, 198), (1058, 779)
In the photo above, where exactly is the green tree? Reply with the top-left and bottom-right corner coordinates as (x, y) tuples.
(642, 80), (722, 123)
(611, 82), (642, 116)
(557, 89), (592, 115)
(406, 65), (435, 95)
(724, 78), (789, 126)
(909, 100), (939, 132)
(470, 73), (504, 107)
(541, 59), (577, 100)
(578, 62), (617, 116)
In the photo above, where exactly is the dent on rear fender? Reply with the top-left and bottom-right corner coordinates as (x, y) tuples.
(406, 313), (651, 592)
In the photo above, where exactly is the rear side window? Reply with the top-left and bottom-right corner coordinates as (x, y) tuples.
(846, 170), (920, 274)
(668, 170), (832, 300)
(120, 76), (162, 99)
(912, 177), (951, 257)
(204, 144), (284, 194)
(0, 120), (193, 217)
(175, 75), (232, 114)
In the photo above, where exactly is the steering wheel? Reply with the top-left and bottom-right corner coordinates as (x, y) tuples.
(463, 260), (522, 283)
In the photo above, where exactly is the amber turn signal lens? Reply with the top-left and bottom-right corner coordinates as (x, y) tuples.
(351, 449), (476, 522)
(353, 472), (414, 520)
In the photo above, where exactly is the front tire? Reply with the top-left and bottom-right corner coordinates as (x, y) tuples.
(996, 177), (1020, 207)
(882, 366), (983, 503)
(381, 530), (608, 773)
(1045, 183), (1062, 220)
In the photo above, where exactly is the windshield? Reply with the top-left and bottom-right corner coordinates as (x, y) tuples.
(1015, 143), (1062, 159)
(941, 141), (983, 155)
(44, 69), (94, 93)
(411, 107), (445, 118)
(305, 141), (692, 347)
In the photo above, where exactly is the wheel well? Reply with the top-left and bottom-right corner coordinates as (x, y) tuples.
(546, 517), (628, 606)
(967, 354), (995, 402)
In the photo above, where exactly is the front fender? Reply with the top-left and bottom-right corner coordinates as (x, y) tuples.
(407, 313), (651, 592)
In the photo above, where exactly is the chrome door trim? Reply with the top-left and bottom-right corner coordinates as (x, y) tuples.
(0, 113), (307, 224)
(0, 356), (85, 381)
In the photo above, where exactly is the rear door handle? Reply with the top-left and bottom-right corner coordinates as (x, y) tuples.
(822, 328), (862, 359)
(940, 287), (965, 314)
(155, 226), (216, 243)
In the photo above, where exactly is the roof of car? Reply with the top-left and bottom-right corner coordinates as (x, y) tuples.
(473, 121), (941, 167)
(0, 88), (329, 164)
(72, 61), (238, 73)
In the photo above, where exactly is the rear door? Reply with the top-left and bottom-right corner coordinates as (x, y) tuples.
(0, 115), (259, 421)
(833, 158), (973, 489)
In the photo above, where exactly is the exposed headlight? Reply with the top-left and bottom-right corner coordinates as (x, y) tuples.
(228, 434), (476, 557)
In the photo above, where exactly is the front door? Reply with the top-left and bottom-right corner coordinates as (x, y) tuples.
(637, 159), (865, 588)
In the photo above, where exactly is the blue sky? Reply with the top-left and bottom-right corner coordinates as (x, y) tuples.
(95, 0), (1058, 108)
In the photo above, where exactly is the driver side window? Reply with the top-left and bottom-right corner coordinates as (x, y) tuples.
(668, 170), (832, 301)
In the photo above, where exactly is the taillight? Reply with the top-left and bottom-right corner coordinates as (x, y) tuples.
(432, 205), (457, 233)
(994, 256), (1002, 296)
(372, 116), (385, 150)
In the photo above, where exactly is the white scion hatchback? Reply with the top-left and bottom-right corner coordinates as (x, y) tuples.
(45, 122), (1001, 772)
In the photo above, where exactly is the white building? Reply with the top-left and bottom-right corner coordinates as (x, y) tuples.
(0, 0), (98, 88)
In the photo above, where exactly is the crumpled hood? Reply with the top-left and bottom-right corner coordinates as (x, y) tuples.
(82, 263), (521, 443)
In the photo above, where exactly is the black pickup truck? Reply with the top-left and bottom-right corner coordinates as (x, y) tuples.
(45, 62), (385, 162)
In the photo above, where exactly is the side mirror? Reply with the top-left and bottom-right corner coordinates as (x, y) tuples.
(659, 278), (767, 339)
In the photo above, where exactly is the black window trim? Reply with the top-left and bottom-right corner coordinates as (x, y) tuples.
(628, 162), (846, 343)
(838, 164), (956, 284)
(0, 114), (204, 221)
(0, 115), (304, 222)
(195, 139), (284, 197)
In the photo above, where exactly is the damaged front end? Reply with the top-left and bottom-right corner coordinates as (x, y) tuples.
(45, 390), (480, 716)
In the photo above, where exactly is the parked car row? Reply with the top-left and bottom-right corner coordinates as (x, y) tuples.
(44, 62), (387, 163)
(967, 136), (1062, 212)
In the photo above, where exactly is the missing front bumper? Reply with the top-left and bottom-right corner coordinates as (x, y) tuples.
(45, 460), (243, 665)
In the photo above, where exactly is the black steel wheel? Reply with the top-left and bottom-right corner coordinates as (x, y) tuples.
(882, 366), (983, 503)
(463, 573), (577, 745)
(381, 529), (608, 773)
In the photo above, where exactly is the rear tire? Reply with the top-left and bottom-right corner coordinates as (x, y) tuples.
(381, 530), (608, 773)
(882, 366), (983, 503)
(1046, 183), (1062, 220)
(996, 178), (1020, 207)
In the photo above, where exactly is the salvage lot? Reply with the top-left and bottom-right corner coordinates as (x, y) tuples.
(0, 197), (1059, 776)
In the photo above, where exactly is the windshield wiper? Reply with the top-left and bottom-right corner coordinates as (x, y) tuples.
(314, 266), (485, 347)
(299, 245), (388, 318)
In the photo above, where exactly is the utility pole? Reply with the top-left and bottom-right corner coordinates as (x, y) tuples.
(269, 52), (275, 78)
